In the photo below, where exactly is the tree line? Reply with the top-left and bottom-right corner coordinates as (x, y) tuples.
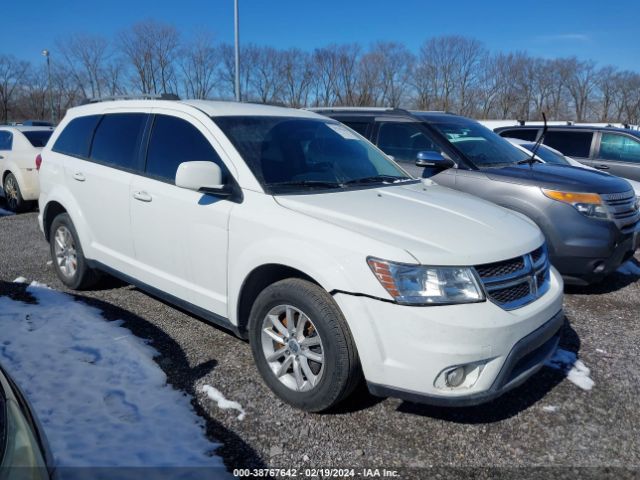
(1, 20), (640, 124)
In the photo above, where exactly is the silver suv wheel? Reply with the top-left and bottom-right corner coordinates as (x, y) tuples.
(53, 225), (78, 278)
(260, 304), (325, 392)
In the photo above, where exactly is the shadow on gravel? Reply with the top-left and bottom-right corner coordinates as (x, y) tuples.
(0, 280), (267, 472)
(565, 257), (640, 295)
(395, 317), (581, 424)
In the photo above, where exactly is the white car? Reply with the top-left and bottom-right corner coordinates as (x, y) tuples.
(38, 99), (564, 411)
(0, 126), (54, 212)
(507, 137), (640, 198)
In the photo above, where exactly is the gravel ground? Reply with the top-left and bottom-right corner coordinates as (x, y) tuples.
(1, 206), (639, 479)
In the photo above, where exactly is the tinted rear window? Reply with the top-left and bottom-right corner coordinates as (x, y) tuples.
(90, 113), (147, 171)
(53, 115), (101, 158)
(145, 115), (224, 183)
(543, 131), (593, 158)
(22, 130), (53, 148)
(499, 128), (539, 141)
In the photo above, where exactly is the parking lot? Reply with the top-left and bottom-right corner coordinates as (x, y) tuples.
(1, 206), (639, 477)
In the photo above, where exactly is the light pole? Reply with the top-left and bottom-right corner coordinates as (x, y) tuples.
(234, 0), (240, 102)
(41, 49), (55, 124)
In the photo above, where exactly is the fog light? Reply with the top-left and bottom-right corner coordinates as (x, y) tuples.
(593, 262), (605, 274)
(445, 367), (466, 387)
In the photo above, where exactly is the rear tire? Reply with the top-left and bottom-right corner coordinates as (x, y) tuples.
(248, 278), (362, 412)
(3, 173), (26, 212)
(49, 213), (100, 290)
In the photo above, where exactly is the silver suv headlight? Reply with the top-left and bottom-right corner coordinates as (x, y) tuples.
(541, 189), (609, 220)
(367, 257), (485, 305)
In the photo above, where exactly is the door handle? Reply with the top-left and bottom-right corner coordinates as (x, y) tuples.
(73, 172), (86, 181)
(594, 164), (610, 170)
(133, 191), (152, 202)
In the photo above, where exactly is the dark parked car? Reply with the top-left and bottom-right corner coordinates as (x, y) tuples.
(495, 125), (640, 182)
(314, 108), (640, 285)
(0, 364), (54, 479)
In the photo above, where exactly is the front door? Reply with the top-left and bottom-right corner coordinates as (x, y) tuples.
(129, 110), (234, 317)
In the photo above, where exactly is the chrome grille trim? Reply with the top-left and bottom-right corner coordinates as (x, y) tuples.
(602, 190), (640, 230)
(474, 244), (551, 311)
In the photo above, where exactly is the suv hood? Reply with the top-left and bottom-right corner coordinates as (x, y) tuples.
(485, 164), (632, 193)
(275, 182), (543, 266)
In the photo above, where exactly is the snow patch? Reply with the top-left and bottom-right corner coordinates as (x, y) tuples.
(542, 405), (558, 412)
(617, 259), (640, 276)
(13, 276), (28, 283)
(202, 385), (246, 420)
(0, 283), (228, 472)
(545, 348), (595, 391)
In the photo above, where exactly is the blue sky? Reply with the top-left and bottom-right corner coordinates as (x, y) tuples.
(3, 0), (639, 71)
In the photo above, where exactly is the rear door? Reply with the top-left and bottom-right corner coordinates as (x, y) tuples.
(129, 110), (234, 317)
(60, 111), (149, 273)
(593, 131), (640, 181)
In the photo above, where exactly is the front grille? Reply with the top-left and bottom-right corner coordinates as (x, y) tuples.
(602, 190), (640, 231)
(490, 281), (530, 304)
(475, 257), (525, 279)
(474, 244), (551, 310)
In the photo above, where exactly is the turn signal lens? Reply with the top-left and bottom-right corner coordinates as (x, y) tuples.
(542, 189), (601, 205)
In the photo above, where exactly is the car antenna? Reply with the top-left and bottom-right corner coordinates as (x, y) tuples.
(524, 112), (548, 168)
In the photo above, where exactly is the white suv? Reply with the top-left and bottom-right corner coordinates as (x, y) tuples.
(0, 126), (53, 211)
(38, 99), (564, 411)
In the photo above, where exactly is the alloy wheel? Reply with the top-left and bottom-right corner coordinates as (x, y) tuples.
(260, 304), (325, 392)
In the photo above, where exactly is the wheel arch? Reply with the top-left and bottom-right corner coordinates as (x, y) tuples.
(235, 263), (320, 338)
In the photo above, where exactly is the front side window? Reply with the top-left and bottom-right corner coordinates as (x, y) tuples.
(0, 131), (12, 150)
(599, 133), (640, 164)
(429, 119), (529, 167)
(214, 116), (412, 193)
(145, 115), (224, 183)
(90, 113), (147, 171)
(22, 130), (53, 148)
(377, 122), (442, 164)
(543, 131), (593, 158)
(52, 115), (101, 158)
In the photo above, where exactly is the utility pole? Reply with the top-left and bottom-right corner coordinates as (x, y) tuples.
(41, 50), (56, 124)
(234, 0), (241, 102)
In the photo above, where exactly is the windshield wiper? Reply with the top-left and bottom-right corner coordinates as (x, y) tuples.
(343, 175), (412, 185)
(520, 112), (549, 167)
(269, 180), (345, 189)
(517, 157), (544, 165)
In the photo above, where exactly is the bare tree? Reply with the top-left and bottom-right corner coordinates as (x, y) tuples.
(280, 48), (313, 108)
(119, 20), (180, 94)
(57, 33), (111, 98)
(563, 57), (597, 122)
(0, 55), (30, 122)
(180, 32), (220, 99)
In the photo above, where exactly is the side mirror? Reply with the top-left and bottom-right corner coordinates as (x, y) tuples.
(415, 151), (455, 170)
(175, 161), (230, 195)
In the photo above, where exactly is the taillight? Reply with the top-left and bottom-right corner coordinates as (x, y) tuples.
(35, 154), (42, 171)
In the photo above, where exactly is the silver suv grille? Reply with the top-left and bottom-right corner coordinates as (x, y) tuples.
(474, 244), (551, 311)
(602, 190), (639, 232)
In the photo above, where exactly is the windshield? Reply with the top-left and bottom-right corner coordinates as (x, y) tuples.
(429, 119), (529, 167)
(214, 116), (413, 193)
(521, 143), (569, 165)
(22, 130), (53, 148)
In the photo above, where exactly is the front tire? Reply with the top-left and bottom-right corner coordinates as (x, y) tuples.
(3, 172), (26, 212)
(249, 278), (362, 412)
(49, 213), (100, 290)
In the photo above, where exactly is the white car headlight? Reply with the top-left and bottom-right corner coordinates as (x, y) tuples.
(367, 257), (485, 305)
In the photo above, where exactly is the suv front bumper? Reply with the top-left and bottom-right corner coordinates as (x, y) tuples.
(549, 220), (639, 285)
(333, 267), (564, 405)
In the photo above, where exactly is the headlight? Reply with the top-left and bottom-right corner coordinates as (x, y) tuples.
(542, 189), (609, 220)
(367, 257), (485, 305)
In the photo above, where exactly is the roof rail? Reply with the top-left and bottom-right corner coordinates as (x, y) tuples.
(82, 93), (181, 105)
